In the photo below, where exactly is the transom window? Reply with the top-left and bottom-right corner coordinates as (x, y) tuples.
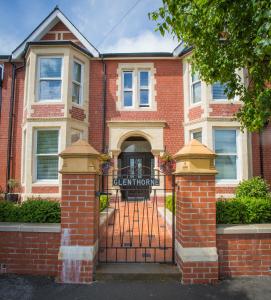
(35, 129), (59, 181)
(214, 129), (238, 181)
(191, 71), (201, 104)
(212, 82), (228, 100)
(38, 57), (62, 101)
(122, 69), (150, 108)
(72, 61), (83, 104)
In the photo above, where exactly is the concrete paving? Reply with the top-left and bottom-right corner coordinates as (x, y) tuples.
(1, 274), (271, 300)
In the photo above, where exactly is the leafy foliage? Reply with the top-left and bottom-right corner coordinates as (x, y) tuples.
(100, 195), (109, 212)
(150, 0), (271, 131)
(166, 194), (175, 213)
(236, 177), (270, 198)
(217, 197), (271, 224)
(0, 199), (60, 223)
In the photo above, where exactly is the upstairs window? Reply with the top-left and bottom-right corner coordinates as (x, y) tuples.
(35, 129), (59, 181)
(139, 71), (150, 107)
(123, 71), (133, 107)
(72, 61), (83, 104)
(0, 64), (4, 82)
(212, 82), (228, 100)
(214, 129), (238, 181)
(191, 72), (201, 104)
(38, 57), (62, 101)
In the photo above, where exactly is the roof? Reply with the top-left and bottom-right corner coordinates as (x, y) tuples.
(0, 55), (11, 62)
(102, 52), (173, 58)
(12, 6), (99, 60)
(173, 42), (193, 57)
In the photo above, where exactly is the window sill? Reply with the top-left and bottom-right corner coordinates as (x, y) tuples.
(215, 180), (239, 186)
(119, 106), (156, 112)
(34, 100), (63, 105)
(189, 102), (202, 108)
(209, 100), (242, 105)
(32, 181), (59, 186)
(71, 101), (84, 108)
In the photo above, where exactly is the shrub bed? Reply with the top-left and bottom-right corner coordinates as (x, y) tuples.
(0, 199), (60, 223)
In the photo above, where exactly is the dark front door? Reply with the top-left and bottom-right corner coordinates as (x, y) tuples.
(119, 152), (153, 200)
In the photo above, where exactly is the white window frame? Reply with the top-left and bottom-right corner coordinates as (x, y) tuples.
(0, 63), (4, 82)
(191, 129), (202, 143)
(36, 56), (63, 102)
(213, 128), (240, 184)
(122, 70), (134, 108)
(72, 59), (84, 105)
(138, 70), (150, 107)
(211, 82), (228, 101)
(190, 70), (202, 105)
(33, 128), (60, 183)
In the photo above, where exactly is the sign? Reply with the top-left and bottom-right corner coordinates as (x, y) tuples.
(112, 177), (160, 187)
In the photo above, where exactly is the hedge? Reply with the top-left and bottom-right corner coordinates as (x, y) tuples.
(0, 200), (60, 223)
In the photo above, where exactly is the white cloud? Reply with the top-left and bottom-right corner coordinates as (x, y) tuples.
(102, 30), (178, 53)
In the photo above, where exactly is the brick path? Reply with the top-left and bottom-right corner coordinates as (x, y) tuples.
(99, 198), (173, 263)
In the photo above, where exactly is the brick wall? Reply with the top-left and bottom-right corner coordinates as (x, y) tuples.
(217, 233), (271, 278)
(188, 105), (204, 121)
(209, 103), (241, 117)
(69, 106), (86, 121)
(0, 230), (60, 276)
(31, 104), (65, 118)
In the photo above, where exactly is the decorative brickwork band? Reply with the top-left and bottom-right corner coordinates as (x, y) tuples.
(58, 140), (101, 284)
(174, 140), (219, 284)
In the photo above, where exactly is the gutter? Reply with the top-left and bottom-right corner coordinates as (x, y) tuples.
(6, 61), (24, 192)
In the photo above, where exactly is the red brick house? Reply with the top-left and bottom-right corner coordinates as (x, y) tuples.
(0, 6), (270, 200)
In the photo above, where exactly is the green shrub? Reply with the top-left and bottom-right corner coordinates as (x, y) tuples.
(216, 197), (271, 224)
(235, 177), (270, 199)
(166, 195), (175, 213)
(100, 195), (109, 212)
(0, 199), (60, 223)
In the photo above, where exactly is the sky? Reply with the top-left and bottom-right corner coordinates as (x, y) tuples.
(0, 0), (178, 54)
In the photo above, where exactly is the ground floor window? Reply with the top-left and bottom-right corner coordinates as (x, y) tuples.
(214, 129), (238, 181)
(35, 129), (59, 181)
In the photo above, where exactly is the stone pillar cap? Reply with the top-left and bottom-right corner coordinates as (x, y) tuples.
(60, 139), (100, 158)
(174, 139), (216, 159)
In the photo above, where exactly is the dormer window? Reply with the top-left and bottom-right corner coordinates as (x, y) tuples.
(38, 57), (62, 101)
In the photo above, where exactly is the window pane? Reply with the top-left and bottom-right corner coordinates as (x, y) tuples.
(192, 131), (202, 143)
(39, 80), (61, 100)
(212, 82), (227, 99)
(73, 62), (82, 83)
(191, 71), (200, 82)
(37, 130), (58, 154)
(124, 72), (132, 89)
(216, 155), (237, 180)
(37, 156), (58, 180)
(192, 81), (201, 103)
(140, 90), (149, 106)
(140, 71), (149, 87)
(40, 58), (62, 78)
(72, 82), (80, 104)
(124, 91), (132, 106)
(215, 130), (236, 153)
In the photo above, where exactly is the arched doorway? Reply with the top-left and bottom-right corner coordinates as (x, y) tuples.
(118, 136), (154, 200)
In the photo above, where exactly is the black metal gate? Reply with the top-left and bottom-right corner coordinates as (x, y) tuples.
(97, 165), (175, 263)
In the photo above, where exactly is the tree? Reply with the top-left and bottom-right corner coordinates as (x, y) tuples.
(150, 0), (271, 131)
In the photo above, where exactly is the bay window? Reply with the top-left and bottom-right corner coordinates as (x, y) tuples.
(38, 57), (62, 101)
(212, 82), (228, 100)
(72, 61), (83, 104)
(214, 129), (238, 181)
(35, 129), (59, 181)
(191, 72), (201, 104)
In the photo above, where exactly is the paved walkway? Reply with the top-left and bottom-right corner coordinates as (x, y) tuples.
(1, 274), (271, 300)
(99, 199), (173, 263)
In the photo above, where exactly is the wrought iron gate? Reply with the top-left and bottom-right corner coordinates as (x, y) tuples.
(97, 165), (175, 263)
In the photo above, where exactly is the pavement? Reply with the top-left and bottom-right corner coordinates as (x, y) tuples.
(0, 274), (271, 300)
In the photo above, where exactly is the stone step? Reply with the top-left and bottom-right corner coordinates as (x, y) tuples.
(95, 263), (181, 281)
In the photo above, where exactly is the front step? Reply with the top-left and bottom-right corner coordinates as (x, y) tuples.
(95, 263), (181, 281)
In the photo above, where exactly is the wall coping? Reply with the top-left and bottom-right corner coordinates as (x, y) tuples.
(217, 224), (271, 234)
(0, 222), (61, 233)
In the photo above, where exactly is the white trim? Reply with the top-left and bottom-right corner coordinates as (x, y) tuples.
(58, 241), (98, 261)
(190, 70), (202, 105)
(12, 9), (99, 59)
(0, 64), (4, 81)
(72, 59), (84, 105)
(122, 70), (134, 108)
(138, 70), (150, 107)
(33, 127), (60, 184)
(36, 56), (63, 102)
(175, 240), (218, 262)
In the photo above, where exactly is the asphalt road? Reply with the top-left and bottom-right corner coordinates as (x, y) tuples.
(0, 274), (271, 300)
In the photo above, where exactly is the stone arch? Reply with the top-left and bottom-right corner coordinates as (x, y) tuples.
(117, 130), (153, 151)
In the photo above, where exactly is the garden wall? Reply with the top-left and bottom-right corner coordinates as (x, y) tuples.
(217, 224), (271, 278)
(0, 223), (61, 276)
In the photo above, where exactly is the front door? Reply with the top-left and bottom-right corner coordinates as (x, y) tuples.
(119, 152), (153, 200)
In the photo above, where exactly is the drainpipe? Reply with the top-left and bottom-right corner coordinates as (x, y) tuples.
(101, 56), (107, 153)
(6, 62), (24, 192)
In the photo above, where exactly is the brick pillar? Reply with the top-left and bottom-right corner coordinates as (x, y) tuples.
(58, 140), (101, 284)
(174, 139), (218, 284)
